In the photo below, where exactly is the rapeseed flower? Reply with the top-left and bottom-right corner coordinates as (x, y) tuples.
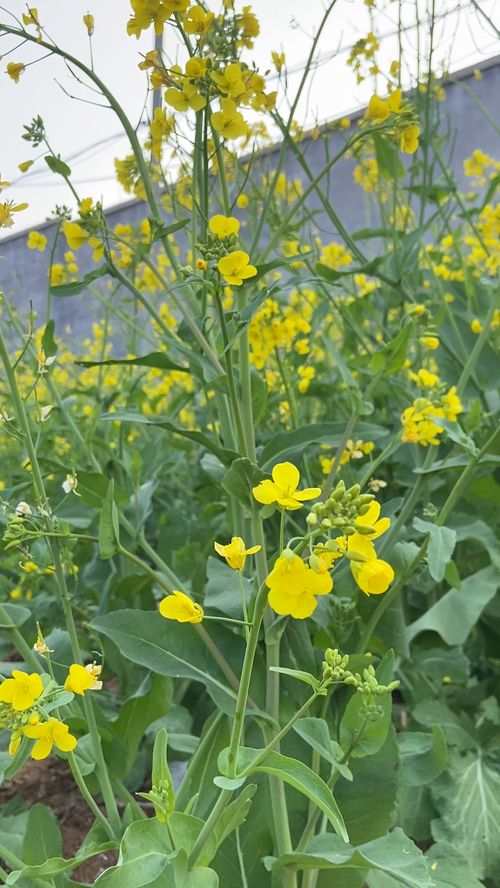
(209, 214), (240, 238)
(63, 221), (89, 251)
(266, 550), (332, 618)
(217, 251), (256, 286)
(23, 717), (77, 760)
(0, 670), (43, 711)
(252, 461), (320, 510)
(211, 98), (247, 140)
(64, 663), (102, 695)
(400, 124), (420, 154)
(214, 536), (261, 570)
(27, 231), (47, 251)
(159, 590), (204, 623)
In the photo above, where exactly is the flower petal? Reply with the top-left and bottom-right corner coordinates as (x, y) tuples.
(271, 462), (300, 495)
(294, 487), (322, 502)
(252, 479), (281, 504)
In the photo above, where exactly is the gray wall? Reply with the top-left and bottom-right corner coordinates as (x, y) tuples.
(1, 57), (499, 343)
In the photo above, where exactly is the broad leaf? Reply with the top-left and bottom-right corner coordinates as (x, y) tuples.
(51, 264), (112, 296)
(23, 803), (62, 865)
(407, 564), (500, 644)
(218, 746), (348, 841)
(267, 828), (430, 886)
(221, 458), (267, 509)
(293, 717), (352, 779)
(397, 727), (448, 786)
(92, 610), (237, 714)
(101, 411), (239, 466)
(431, 750), (500, 880)
(413, 518), (456, 582)
(259, 421), (387, 467)
(75, 352), (189, 375)
(5, 843), (117, 884)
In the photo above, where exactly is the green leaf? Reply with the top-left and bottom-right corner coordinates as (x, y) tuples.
(101, 412), (239, 466)
(413, 517), (456, 582)
(406, 564), (500, 644)
(293, 717), (353, 780)
(99, 479), (120, 559)
(75, 471), (128, 509)
(219, 747), (348, 842)
(370, 323), (412, 376)
(267, 828), (430, 886)
(213, 775), (246, 790)
(109, 675), (172, 778)
(93, 853), (172, 886)
(431, 750), (500, 881)
(0, 603), (31, 629)
(268, 667), (320, 692)
(204, 557), (253, 620)
(50, 263), (112, 296)
(75, 352), (189, 375)
(5, 843), (117, 884)
(397, 726), (448, 786)
(339, 652), (394, 759)
(259, 421), (387, 467)
(373, 133), (405, 180)
(424, 844), (485, 888)
(213, 784), (257, 850)
(221, 458), (268, 509)
(412, 701), (476, 749)
(92, 610), (237, 715)
(41, 319), (57, 358)
(45, 154), (71, 177)
(315, 256), (383, 283)
(23, 803), (62, 865)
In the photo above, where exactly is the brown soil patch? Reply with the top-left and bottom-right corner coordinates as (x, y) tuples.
(0, 757), (117, 883)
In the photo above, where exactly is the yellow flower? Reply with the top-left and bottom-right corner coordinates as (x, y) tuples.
(387, 88), (402, 113)
(183, 5), (214, 34)
(63, 221), (89, 251)
(401, 399), (443, 446)
(27, 230), (47, 252)
(350, 550), (394, 596)
(83, 13), (94, 35)
(18, 160), (33, 173)
(64, 663), (102, 695)
(164, 82), (206, 113)
(214, 536), (261, 571)
(211, 98), (247, 140)
(209, 214), (240, 238)
(400, 124), (420, 155)
(159, 590), (203, 623)
(196, 258), (207, 270)
(6, 62), (25, 83)
(347, 501), (390, 556)
(23, 717), (77, 760)
(440, 386), (462, 422)
(217, 251), (257, 286)
(236, 194), (249, 208)
(367, 94), (389, 122)
(252, 461), (321, 510)
(211, 62), (246, 99)
(471, 318), (483, 334)
(420, 335), (439, 350)
(0, 200), (29, 228)
(271, 51), (285, 73)
(0, 670), (43, 712)
(266, 550), (332, 618)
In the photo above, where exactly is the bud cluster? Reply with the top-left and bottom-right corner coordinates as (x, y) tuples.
(306, 481), (375, 536)
(197, 230), (239, 262)
(0, 702), (39, 731)
(321, 647), (350, 684)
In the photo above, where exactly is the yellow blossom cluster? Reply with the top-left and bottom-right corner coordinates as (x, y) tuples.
(401, 386), (462, 446)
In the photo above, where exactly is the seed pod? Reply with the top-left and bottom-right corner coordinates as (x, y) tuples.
(353, 523), (376, 535)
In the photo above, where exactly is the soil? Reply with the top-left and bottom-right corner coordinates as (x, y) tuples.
(0, 757), (117, 883)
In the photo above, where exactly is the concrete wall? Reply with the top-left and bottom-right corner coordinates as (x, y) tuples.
(1, 57), (499, 343)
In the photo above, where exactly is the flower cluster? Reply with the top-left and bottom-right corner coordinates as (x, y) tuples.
(401, 386), (462, 446)
(0, 659), (101, 761)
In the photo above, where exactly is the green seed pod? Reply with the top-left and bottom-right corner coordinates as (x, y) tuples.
(353, 523), (376, 535)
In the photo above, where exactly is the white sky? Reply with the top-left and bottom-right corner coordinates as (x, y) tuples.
(1, 0), (499, 235)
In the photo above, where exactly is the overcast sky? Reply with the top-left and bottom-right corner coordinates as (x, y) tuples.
(1, 0), (499, 235)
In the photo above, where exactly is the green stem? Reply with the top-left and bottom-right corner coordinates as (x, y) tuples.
(67, 752), (117, 840)
(0, 604), (40, 671)
(0, 329), (121, 836)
